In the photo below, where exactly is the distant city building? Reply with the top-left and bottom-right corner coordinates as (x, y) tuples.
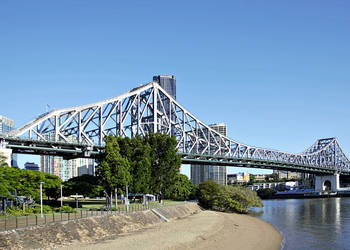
(0, 115), (14, 135)
(24, 162), (39, 171)
(254, 174), (268, 182)
(191, 123), (227, 185)
(209, 123), (227, 137)
(227, 172), (250, 184)
(273, 170), (301, 180)
(0, 115), (17, 167)
(153, 75), (176, 99)
(39, 133), (95, 181)
(40, 155), (95, 181)
(250, 181), (299, 191)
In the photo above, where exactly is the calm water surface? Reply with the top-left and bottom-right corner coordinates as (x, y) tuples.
(251, 198), (350, 250)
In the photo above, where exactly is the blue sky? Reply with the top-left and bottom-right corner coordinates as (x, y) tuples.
(1, 1), (349, 177)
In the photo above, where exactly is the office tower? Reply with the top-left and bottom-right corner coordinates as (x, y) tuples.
(153, 75), (176, 99)
(0, 115), (14, 135)
(24, 162), (39, 171)
(39, 133), (95, 181)
(191, 123), (227, 185)
(0, 115), (18, 167)
(40, 155), (95, 181)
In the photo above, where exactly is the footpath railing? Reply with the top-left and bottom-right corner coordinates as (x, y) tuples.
(0, 203), (161, 232)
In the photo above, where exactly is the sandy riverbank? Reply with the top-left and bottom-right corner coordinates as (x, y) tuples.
(59, 210), (282, 250)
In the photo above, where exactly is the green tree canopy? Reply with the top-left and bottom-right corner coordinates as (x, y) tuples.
(164, 173), (194, 200)
(63, 174), (103, 198)
(145, 133), (181, 195)
(129, 135), (152, 194)
(0, 165), (61, 202)
(96, 135), (131, 194)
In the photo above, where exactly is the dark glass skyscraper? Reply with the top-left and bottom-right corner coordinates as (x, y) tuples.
(191, 123), (227, 185)
(153, 75), (176, 99)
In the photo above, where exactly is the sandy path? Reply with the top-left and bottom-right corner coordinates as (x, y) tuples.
(60, 211), (282, 250)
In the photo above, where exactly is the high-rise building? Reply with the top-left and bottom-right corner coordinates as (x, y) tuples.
(153, 75), (176, 99)
(191, 123), (227, 185)
(0, 115), (14, 135)
(40, 155), (95, 181)
(24, 162), (39, 171)
(39, 133), (95, 181)
(0, 115), (18, 167)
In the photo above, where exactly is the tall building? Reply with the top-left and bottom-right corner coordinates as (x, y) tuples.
(39, 133), (95, 181)
(24, 162), (39, 171)
(153, 75), (176, 99)
(191, 123), (227, 185)
(40, 155), (95, 181)
(0, 115), (18, 167)
(0, 115), (14, 135)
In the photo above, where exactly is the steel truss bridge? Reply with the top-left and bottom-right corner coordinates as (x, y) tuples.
(1, 82), (350, 175)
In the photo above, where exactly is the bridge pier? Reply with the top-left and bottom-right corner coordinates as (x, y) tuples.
(315, 174), (340, 192)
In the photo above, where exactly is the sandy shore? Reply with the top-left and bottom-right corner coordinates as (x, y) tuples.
(59, 210), (282, 250)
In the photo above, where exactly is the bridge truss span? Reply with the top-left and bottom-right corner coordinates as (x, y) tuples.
(3, 82), (350, 174)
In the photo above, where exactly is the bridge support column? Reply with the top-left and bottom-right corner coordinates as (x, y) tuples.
(0, 147), (12, 166)
(315, 174), (340, 192)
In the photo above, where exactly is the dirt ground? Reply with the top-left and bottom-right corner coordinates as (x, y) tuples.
(59, 210), (282, 250)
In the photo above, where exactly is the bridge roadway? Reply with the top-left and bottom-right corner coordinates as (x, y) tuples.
(1, 136), (347, 176)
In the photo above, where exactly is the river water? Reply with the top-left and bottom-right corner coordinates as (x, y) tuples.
(250, 198), (350, 250)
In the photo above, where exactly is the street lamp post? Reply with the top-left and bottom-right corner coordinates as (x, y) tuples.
(126, 185), (129, 212)
(60, 184), (63, 207)
(40, 182), (44, 217)
(76, 193), (78, 209)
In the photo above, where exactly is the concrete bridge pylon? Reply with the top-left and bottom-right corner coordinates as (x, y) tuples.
(315, 173), (340, 192)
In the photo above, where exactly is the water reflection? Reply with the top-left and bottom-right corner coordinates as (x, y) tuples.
(251, 198), (350, 250)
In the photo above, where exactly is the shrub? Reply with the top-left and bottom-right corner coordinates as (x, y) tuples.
(58, 205), (74, 213)
(197, 181), (263, 213)
(257, 188), (276, 199)
(33, 204), (53, 214)
(197, 180), (221, 209)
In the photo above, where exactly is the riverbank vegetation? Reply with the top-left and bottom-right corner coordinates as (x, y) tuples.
(96, 133), (195, 203)
(197, 180), (263, 213)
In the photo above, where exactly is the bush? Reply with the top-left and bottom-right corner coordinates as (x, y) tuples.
(6, 207), (27, 216)
(58, 205), (74, 213)
(33, 204), (53, 214)
(197, 180), (221, 209)
(197, 181), (263, 213)
(257, 188), (276, 199)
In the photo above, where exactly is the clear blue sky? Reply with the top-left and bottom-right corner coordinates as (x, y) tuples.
(1, 1), (349, 177)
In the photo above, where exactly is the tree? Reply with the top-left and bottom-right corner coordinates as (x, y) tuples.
(43, 173), (62, 201)
(257, 188), (276, 199)
(164, 173), (194, 200)
(63, 174), (104, 198)
(249, 174), (255, 184)
(145, 133), (181, 195)
(129, 135), (152, 194)
(270, 173), (279, 182)
(96, 135), (131, 201)
(0, 165), (62, 202)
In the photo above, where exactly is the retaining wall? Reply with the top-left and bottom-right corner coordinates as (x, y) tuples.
(0, 202), (201, 249)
